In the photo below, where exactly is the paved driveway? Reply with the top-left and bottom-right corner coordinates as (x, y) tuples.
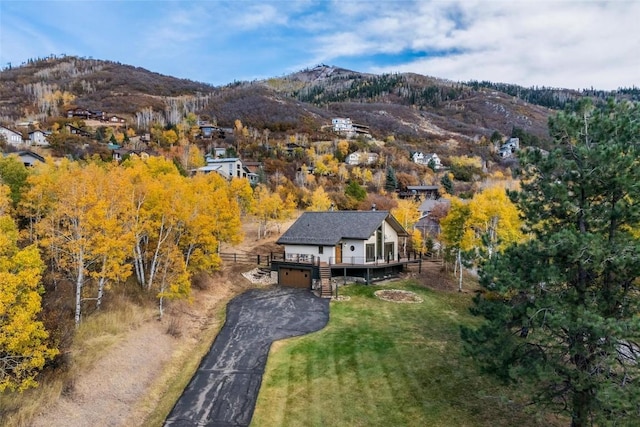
(164, 287), (330, 426)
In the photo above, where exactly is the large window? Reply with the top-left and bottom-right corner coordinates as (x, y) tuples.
(384, 242), (395, 261)
(366, 244), (375, 262)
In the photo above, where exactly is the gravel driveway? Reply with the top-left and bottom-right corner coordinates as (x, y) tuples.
(164, 286), (330, 426)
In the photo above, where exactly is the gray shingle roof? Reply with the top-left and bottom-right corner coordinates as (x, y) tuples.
(276, 210), (408, 246)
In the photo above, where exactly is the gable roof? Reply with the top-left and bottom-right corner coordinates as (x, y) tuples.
(277, 210), (409, 246)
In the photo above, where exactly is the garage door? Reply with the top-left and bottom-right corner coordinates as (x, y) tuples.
(279, 267), (312, 288)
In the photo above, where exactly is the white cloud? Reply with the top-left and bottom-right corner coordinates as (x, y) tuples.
(311, 0), (640, 90)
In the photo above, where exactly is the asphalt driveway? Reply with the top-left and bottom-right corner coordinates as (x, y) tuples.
(164, 286), (330, 426)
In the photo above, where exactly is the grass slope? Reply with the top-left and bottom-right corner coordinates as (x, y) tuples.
(252, 281), (553, 427)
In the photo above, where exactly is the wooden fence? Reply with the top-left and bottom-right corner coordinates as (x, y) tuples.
(218, 252), (283, 266)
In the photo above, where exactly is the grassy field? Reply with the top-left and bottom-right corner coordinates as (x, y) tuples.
(252, 281), (556, 427)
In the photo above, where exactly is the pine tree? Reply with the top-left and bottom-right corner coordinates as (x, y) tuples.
(461, 100), (640, 426)
(385, 166), (397, 192)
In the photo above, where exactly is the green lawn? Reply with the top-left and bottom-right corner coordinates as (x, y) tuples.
(252, 281), (553, 427)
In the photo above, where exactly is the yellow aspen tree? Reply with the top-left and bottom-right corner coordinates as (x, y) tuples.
(252, 184), (283, 239)
(362, 168), (373, 185)
(467, 185), (524, 260)
(391, 198), (421, 256)
(88, 164), (134, 310)
(33, 161), (131, 325)
(229, 177), (254, 215)
(309, 187), (332, 211)
(0, 184), (57, 391)
(176, 172), (242, 273)
(351, 166), (363, 184)
(440, 197), (474, 290)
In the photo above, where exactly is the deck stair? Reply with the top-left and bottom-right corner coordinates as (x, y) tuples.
(319, 263), (333, 298)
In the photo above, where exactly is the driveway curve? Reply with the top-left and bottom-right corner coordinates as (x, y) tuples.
(164, 287), (330, 426)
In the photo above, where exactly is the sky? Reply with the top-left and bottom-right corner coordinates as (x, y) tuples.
(1, 0), (638, 91)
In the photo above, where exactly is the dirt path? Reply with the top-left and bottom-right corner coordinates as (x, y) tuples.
(31, 320), (174, 427)
(29, 218), (293, 427)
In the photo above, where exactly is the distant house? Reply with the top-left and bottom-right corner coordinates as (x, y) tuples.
(412, 152), (441, 169)
(206, 148), (228, 160)
(67, 108), (92, 119)
(199, 124), (223, 139)
(4, 150), (45, 167)
(194, 157), (258, 184)
(345, 151), (379, 166)
(67, 108), (104, 120)
(398, 185), (440, 200)
(0, 126), (24, 147)
(28, 130), (51, 146)
(498, 137), (520, 158)
(66, 124), (93, 138)
(331, 118), (370, 138)
(106, 115), (126, 124)
(111, 148), (155, 162)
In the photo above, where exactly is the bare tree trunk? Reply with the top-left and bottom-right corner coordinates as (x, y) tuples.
(457, 249), (463, 292)
(75, 251), (85, 327)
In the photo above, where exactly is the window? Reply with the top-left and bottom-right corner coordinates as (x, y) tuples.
(366, 244), (375, 262)
(318, 246), (324, 254)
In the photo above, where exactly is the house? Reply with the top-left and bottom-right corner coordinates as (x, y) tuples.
(67, 108), (92, 119)
(498, 137), (520, 158)
(111, 148), (155, 162)
(28, 130), (51, 146)
(412, 152), (441, 169)
(66, 124), (93, 138)
(272, 210), (411, 290)
(345, 151), (379, 166)
(67, 108), (104, 120)
(199, 124), (223, 139)
(418, 197), (450, 217)
(331, 118), (371, 138)
(105, 115), (126, 125)
(4, 150), (45, 167)
(398, 185), (440, 200)
(0, 126), (24, 147)
(194, 157), (258, 184)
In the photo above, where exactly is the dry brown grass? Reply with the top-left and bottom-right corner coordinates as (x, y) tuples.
(0, 218), (285, 427)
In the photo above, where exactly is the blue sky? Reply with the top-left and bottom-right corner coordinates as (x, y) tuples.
(1, 0), (638, 90)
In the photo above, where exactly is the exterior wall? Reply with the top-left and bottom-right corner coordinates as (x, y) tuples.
(29, 131), (49, 146)
(0, 127), (23, 146)
(283, 244), (335, 264)
(340, 238), (367, 263)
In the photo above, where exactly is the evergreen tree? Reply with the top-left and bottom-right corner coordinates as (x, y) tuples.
(461, 100), (640, 426)
(345, 180), (366, 202)
(440, 173), (453, 194)
(385, 166), (398, 192)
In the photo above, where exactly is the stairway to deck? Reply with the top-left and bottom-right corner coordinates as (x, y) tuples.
(319, 263), (332, 298)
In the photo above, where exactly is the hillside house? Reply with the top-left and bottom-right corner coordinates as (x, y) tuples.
(67, 108), (104, 120)
(111, 148), (156, 162)
(412, 152), (441, 169)
(66, 124), (93, 138)
(345, 151), (379, 166)
(199, 124), (224, 139)
(331, 118), (370, 138)
(28, 130), (51, 146)
(4, 150), (45, 167)
(498, 137), (520, 158)
(0, 126), (24, 146)
(106, 115), (126, 124)
(398, 185), (440, 200)
(194, 157), (259, 184)
(272, 210), (411, 290)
